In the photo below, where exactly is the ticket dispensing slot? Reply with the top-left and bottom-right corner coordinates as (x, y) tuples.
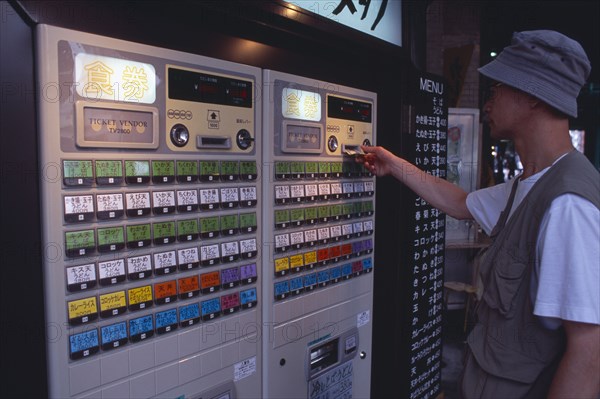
(309, 338), (339, 375)
(307, 328), (359, 379)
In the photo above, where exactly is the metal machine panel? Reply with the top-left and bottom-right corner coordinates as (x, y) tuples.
(262, 70), (376, 398)
(37, 24), (262, 398)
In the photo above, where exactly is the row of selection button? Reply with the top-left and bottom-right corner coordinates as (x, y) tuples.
(274, 221), (373, 253)
(273, 238), (374, 277)
(68, 287), (258, 361)
(273, 161), (372, 180)
(274, 258), (373, 301)
(64, 222), (258, 259)
(274, 201), (373, 229)
(62, 159), (258, 187)
(274, 181), (373, 205)
(67, 266), (258, 326)
(64, 187), (258, 223)
(67, 247), (259, 293)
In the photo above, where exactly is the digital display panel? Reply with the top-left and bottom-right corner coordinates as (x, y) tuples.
(69, 329), (99, 360)
(101, 322), (127, 349)
(328, 95), (372, 122)
(168, 67), (252, 108)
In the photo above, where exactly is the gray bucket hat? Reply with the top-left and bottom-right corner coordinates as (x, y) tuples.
(479, 30), (591, 117)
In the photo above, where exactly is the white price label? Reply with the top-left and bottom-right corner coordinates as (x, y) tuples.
(96, 193), (124, 212)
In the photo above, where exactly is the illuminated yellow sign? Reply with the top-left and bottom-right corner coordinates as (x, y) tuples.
(282, 88), (321, 122)
(75, 54), (156, 103)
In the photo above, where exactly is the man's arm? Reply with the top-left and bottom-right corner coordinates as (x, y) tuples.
(359, 145), (473, 220)
(547, 320), (600, 398)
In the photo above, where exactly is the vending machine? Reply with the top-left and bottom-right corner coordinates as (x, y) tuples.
(37, 25), (262, 398)
(262, 70), (376, 398)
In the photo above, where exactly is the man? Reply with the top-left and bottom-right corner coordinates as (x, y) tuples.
(359, 30), (599, 398)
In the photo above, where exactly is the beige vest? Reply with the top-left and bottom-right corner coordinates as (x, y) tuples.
(462, 150), (600, 398)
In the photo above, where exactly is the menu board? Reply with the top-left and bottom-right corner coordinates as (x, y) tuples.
(403, 71), (447, 399)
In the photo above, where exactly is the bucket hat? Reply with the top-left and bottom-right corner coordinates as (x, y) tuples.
(479, 30), (591, 117)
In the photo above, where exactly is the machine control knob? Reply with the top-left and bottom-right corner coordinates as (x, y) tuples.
(362, 139), (371, 147)
(170, 124), (189, 147)
(327, 135), (339, 152)
(236, 129), (254, 150)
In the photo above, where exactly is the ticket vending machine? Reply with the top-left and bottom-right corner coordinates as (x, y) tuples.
(262, 70), (376, 398)
(37, 25), (262, 398)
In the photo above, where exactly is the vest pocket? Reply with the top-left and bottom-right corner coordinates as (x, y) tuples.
(483, 247), (529, 318)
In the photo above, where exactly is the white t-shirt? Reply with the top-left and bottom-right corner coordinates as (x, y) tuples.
(466, 163), (600, 329)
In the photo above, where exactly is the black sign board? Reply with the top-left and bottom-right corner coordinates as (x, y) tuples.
(403, 70), (448, 399)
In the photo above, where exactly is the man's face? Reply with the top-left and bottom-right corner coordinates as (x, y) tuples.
(483, 82), (529, 140)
